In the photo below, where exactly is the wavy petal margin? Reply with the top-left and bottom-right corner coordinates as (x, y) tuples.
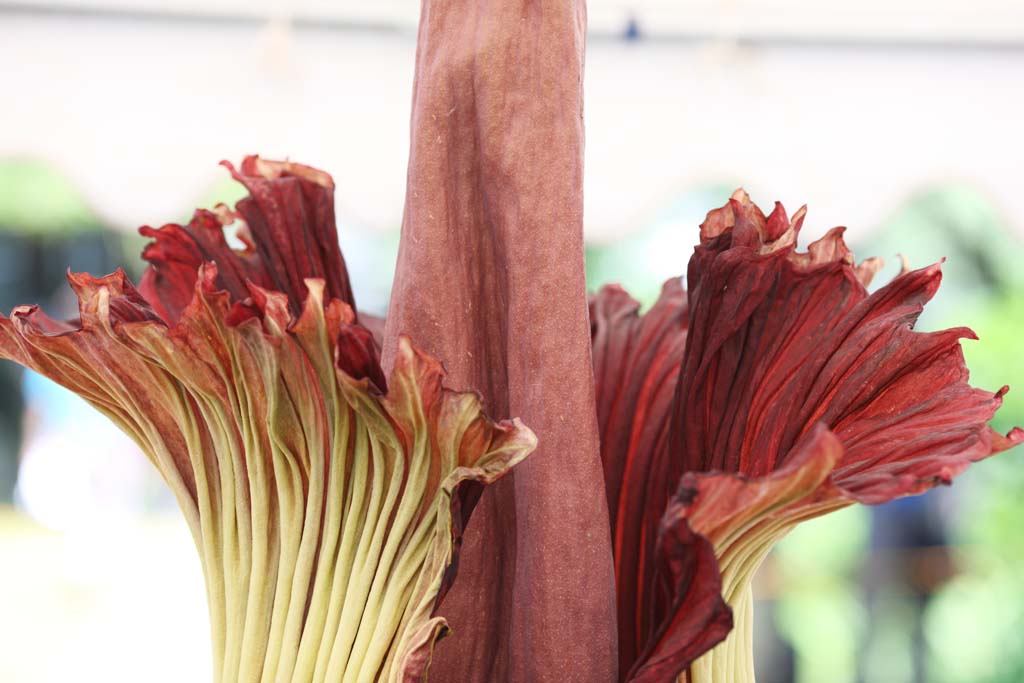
(678, 191), (1022, 682)
(139, 155), (355, 324)
(0, 160), (536, 683)
(593, 190), (1021, 682)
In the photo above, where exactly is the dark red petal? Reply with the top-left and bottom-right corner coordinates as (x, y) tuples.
(335, 322), (387, 393)
(381, 2), (618, 680)
(597, 190), (1020, 680)
(139, 209), (273, 324)
(625, 517), (732, 682)
(655, 425), (846, 681)
(676, 424), (844, 544)
(10, 266), (155, 339)
(67, 268), (165, 326)
(670, 191), (1021, 500)
(226, 156), (355, 314)
(139, 157), (356, 325)
(1, 271), (198, 504)
(590, 279), (692, 675)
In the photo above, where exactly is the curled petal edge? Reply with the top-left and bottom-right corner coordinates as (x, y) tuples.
(0, 265), (537, 683)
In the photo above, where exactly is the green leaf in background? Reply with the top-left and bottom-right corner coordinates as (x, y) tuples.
(0, 160), (102, 235)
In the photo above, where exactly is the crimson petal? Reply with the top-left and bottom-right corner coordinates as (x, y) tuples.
(139, 155), (355, 325)
(670, 190), (1021, 680)
(592, 279), (732, 678)
(624, 516), (733, 683)
(593, 189), (1021, 683)
(672, 190), (1020, 489)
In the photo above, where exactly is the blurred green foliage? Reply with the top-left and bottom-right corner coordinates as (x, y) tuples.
(866, 188), (1024, 683)
(585, 185), (734, 306)
(0, 161), (101, 235)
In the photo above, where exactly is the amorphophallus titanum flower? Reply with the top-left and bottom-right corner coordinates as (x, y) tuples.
(3, 1), (1022, 682)
(591, 190), (1024, 682)
(0, 157), (536, 682)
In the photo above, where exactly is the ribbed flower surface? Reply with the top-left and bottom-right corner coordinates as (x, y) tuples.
(0, 157), (536, 683)
(591, 189), (1022, 682)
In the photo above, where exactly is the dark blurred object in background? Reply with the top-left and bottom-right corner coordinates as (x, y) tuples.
(860, 495), (956, 683)
(0, 160), (127, 502)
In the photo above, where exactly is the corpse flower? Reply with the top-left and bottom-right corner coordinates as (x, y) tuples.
(0, 156), (536, 683)
(4, 0), (1021, 680)
(591, 189), (1024, 682)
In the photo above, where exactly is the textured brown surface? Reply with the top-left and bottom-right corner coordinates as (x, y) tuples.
(381, 1), (618, 681)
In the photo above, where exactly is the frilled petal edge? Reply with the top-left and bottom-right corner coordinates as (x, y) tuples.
(594, 189), (1021, 683)
(1, 261), (535, 683)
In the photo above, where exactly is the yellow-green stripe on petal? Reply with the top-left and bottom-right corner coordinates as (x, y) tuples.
(0, 158), (536, 683)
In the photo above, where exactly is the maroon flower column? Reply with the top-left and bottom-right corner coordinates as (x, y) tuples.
(382, 1), (619, 681)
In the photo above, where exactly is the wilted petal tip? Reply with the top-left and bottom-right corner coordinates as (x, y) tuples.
(1002, 426), (1024, 445)
(224, 155), (336, 190)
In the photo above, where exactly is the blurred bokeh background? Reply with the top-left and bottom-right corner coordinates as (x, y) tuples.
(1, 1), (1022, 681)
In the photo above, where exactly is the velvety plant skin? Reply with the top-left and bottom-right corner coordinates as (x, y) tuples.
(0, 157), (536, 683)
(383, 1), (619, 681)
(591, 190), (1022, 682)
